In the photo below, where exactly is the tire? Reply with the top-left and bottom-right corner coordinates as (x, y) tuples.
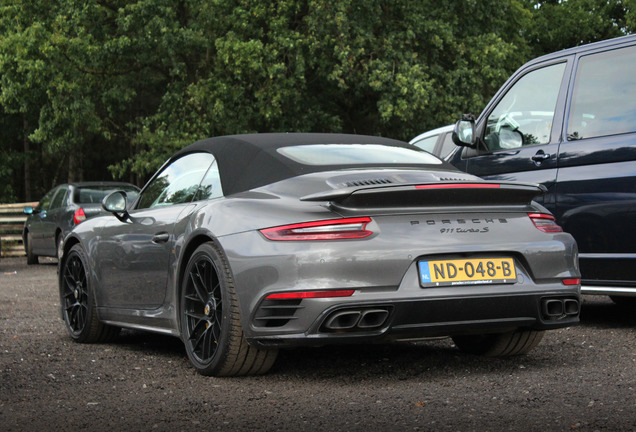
(452, 329), (544, 357)
(59, 244), (120, 343)
(610, 296), (636, 308)
(180, 242), (278, 376)
(25, 232), (39, 265)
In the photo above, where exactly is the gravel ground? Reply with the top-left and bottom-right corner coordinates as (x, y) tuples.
(1, 256), (635, 431)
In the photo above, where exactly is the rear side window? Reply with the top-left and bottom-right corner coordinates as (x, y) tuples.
(567, 45), (636, 140)
(50, 187), (68, 209)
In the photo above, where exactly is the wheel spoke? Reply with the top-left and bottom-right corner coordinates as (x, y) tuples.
(189, 263), (208, 304)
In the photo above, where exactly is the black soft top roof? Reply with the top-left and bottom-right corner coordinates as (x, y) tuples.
(173, 133), (444, 196)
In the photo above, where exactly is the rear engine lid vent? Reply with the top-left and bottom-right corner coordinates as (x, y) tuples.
(344, 178), (393, 187)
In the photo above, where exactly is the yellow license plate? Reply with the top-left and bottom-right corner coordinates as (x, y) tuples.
(418, 258), (516, 287)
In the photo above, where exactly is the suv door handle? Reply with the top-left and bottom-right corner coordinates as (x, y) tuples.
(531, 151), (551, 162)
(152, 232), (170, 244)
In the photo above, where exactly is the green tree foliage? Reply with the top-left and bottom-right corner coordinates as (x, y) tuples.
(0, 0), (633, 200)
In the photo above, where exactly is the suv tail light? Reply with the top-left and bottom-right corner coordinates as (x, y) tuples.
(260, 217), (372, 241)
(528, 213), (562, 233)
(73, 208), (87, 225)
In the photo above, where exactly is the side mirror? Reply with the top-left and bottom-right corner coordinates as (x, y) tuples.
(102, 191), (130, 222)
(23, 206), (34, 215)
(452, 114), (477, 148)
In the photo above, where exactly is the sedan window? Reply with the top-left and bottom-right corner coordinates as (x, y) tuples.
(50, 187), (69, 210)
(36, 188), (57, 211)
(137, 153), (215, 209)
(411, 135), (439, 153)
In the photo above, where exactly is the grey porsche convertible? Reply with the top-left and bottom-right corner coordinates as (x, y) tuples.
(59, 133), (581, 376)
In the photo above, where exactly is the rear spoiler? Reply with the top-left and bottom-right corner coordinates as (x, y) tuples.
(300, 182), (546, 208)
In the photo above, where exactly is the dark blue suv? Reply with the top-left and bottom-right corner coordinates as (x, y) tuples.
(449, 35), (636, 306)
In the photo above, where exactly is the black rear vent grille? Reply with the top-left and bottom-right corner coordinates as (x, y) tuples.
(253, 299), (304, 328)
(438, 177), (471, 182)
(345, 178), (393, 187)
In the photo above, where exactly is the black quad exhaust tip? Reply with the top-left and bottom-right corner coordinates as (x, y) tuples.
(357, 309), (390, 328)
(542, 297), (580, 319)
(324, 311), (362, 330)
(323, 307), (391, 331)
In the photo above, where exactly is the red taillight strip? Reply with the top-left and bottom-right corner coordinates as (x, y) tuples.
(562, 278), (581, 286)
(260, 217), (372, 241)
(414, 183), (501, 190)
(266, 289), (355, 300)
(528, 213), (563, 233)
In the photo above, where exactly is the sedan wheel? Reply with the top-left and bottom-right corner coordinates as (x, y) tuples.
(452, 329), (544, 357)
(181, 242), (277, 376)
(59, 244), (119, 343)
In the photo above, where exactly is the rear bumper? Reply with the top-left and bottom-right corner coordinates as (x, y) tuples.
(247, 291), (580, 349)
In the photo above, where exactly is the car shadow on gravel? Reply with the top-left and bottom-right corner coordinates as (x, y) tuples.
(112, 329), (186, 356)
(271, 339), (558, 380)
(580, 295), (636, 329)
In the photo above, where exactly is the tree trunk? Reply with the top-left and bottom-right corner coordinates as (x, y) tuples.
(23, 114), (31, 202)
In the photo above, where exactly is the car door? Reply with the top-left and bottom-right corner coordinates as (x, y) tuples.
(555, 43), (636, 286)
(95, 152), (216, 309)
(29, 187), (57, 254)
(40, 186), (69, 256)
(459, 61), (571, 208)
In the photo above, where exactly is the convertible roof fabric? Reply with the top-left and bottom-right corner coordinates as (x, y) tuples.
(173, 133), (422, 196)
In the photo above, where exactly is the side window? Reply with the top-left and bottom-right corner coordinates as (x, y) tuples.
(50, 187), (68, 210)
(137, 153), (215, 209)
(484, 62), (566, 151)
(37, 188), (57, 211)
(194, 160), (223, 201)
(567, 45), (636, 140)
(438, 133), (456, 158)
(411, 135), (439, 154)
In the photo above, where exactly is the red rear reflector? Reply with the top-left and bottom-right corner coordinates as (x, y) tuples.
(528, 213), (563, 233)
(415, 183), (500, 190)
(266, 290), (355, 300)
(73, 208), (87, 225)
(562, 278), (581, 286)
(260, 217), (372, 241)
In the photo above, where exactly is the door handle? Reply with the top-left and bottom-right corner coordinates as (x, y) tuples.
(152, 232), (170, 244)
(531, 152), (550, 162)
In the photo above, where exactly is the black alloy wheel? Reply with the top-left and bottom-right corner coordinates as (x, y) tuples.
(183, 250), (224, 365)
(181, 242), (277, 376)
(59, 244), (119, 343)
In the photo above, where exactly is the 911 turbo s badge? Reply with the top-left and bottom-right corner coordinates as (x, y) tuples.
(411, 218), (508, 234)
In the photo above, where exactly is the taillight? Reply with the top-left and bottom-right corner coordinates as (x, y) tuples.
(562, 278), (581, 286)
(73, 208), (87, 225)
(528, 213), (563, 233)
(266, 289), (355, 300)
(260, 217), (373, 241)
